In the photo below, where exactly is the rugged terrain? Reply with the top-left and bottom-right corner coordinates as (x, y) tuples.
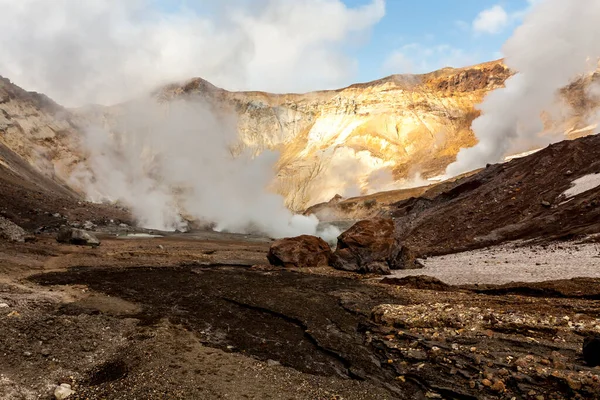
(2, 63), (600, 399)
(3, 60), (600, 215)
(1, 232), (600, 399)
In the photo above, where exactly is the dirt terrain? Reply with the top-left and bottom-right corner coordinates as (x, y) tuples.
(389, 133), (600, 256)
(1, 234), (599, 399)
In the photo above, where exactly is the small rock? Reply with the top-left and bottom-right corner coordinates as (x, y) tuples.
(158, 245), (164, 250)
(491, 380), (505, 392)
(23, 351), (32, 357)
(54, 383), (75, 399)
(0, 303), (9, 308)
(53, 213), (62, 218)
(481, 378), (492, 387)
(82, 221), (95, 230)
(406, 349), (428, 361)
(541, 200), (551, 207)
(41, 348), (51, 357)
(266, 359), (281, 367)
(565, 170), (573, 176)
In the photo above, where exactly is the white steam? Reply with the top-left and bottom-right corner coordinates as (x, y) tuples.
(0, 0), (384, 106)
(446, 0), (600, 177)
(72, 98), (339, 239)
(0, 0), (387, 239)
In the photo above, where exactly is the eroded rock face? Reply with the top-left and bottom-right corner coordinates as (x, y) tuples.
(331, 218), (417, 275)
(56, 226), (100, 247)
(267, 235), (331, 268)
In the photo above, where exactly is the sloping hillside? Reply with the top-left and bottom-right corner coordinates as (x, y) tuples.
(0, 77), (130, 233)
(388, 133), (600, 256)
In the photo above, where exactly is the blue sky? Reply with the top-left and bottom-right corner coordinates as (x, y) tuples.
(346, 0), (533, 82)
(0, 0), (539, 104)
(154, 0), (535, 85)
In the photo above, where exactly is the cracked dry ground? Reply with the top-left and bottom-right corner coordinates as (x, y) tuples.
(1, 236), (600, 399)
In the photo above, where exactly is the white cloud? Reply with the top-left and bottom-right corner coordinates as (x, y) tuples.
(472, 5), (509, 34)
(0, 0), (385, 106)
(382, 43), (478, 74)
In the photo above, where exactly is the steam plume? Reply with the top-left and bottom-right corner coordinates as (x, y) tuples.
(72, 98), (340, 239)
(0, 0), (386, 240)
(446, 0), (600, 177)
(0, 0), (384, 106)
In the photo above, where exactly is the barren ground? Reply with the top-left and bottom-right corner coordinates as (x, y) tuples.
(1, 232), (600, 399)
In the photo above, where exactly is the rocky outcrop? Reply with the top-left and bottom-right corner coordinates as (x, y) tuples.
(267, 235), (331, 268)
(160, 61), (515, 211)
(56, 226), (100, 247)
(0, 215), (27, 242)
(3, 59), (600, 221)
(330, 218), (418, 275)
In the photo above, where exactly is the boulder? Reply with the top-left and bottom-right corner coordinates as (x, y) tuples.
(267, 235), (331, 268)
(583, 336), (600, 367)
(0, 216), (27, 242)
(56, 226), (100, 247)
(331, 218), (418, 274)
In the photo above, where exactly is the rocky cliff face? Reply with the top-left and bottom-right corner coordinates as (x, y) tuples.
(161, 61), (513, 211)
(2, 59), (599, 219)
(0, 76), (83, 189)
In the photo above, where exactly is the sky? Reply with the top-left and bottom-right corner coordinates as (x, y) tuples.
(0, 0), (538, 105)
(348, 0), (534, 82)
(156, 0), (536, 84)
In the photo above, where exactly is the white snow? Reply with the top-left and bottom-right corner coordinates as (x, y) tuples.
(563, 173), (600, 199)
(385, 241), (600, 285)
(503, 148), (541, 162)
(118, 233), (164, 239)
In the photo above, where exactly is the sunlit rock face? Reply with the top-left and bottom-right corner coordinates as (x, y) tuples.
(4, 59), (600, 213)
(157, 61), (515, 211)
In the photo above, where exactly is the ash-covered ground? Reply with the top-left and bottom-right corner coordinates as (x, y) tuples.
(1, 232), (600, 399)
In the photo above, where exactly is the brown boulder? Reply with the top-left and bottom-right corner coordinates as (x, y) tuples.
(331, 218), (417, 274)
(267, 235), (332, 269)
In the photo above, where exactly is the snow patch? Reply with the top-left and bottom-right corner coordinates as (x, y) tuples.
(563, 173), (600, 199)
(503, 148), (541, 162)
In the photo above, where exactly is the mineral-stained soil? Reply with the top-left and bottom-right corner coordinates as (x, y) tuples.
(1, 235), (600, 399)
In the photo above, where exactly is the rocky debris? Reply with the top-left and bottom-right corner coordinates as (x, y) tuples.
(0, 216), (27, 242)
(54, 383), (75, 399)
(331, 218), (418, 274)
(267, 235), (331, 268)
(370, 299), (600, 399)
(56, 227), (100, 247)
(82, 220), (95, 230)
(583, 336), (600, 367)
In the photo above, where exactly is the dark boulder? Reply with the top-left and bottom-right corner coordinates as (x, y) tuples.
(583, 336), (600, 367)
(331, 218), (419, 275)
(56, 226), (100, 247)
(267, 235), (331, 268)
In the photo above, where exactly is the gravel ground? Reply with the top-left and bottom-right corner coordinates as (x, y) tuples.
(389, 241), (600, 285)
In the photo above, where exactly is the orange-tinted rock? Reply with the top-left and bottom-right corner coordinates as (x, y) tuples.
(331, 218), (417, 274)
(267, 235), (332, 269)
